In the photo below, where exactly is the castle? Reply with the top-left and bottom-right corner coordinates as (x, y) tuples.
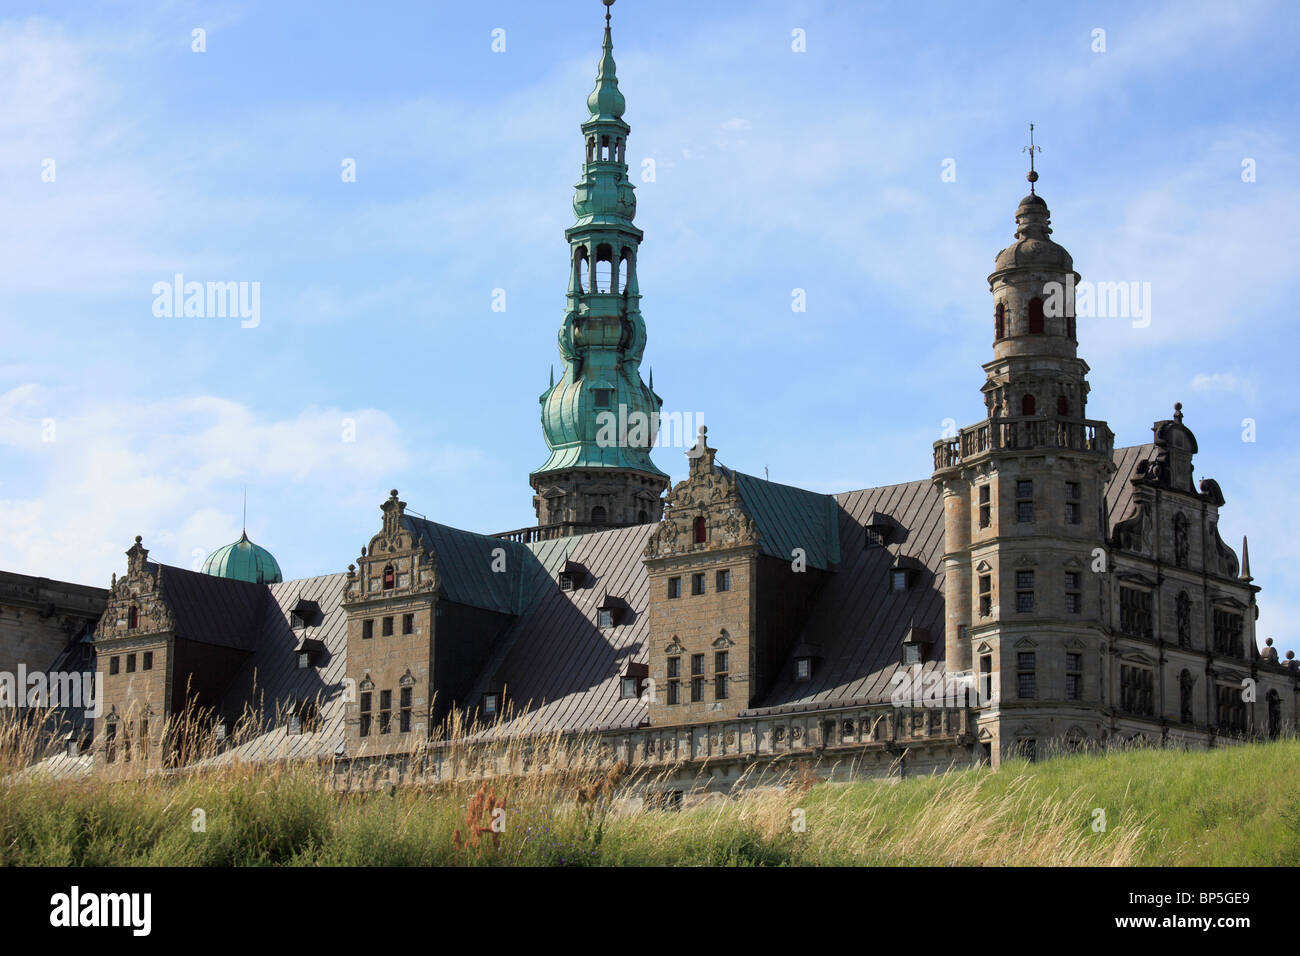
(7, 2), (1296, 790)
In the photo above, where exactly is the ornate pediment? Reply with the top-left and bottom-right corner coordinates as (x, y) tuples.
(644, 429), (759, 560)
(98, 536), (176, 640)
(345, 489), (439, 604)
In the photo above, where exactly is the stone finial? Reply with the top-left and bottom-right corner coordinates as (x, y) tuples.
(1174, 401), (1183, 424)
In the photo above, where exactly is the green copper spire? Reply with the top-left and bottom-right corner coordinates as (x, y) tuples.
(528, 0), (668, 534)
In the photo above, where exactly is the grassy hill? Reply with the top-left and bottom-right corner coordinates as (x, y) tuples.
(4, 737), (1299, 866)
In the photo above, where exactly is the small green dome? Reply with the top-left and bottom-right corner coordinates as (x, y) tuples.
(201, 531), (282, 584)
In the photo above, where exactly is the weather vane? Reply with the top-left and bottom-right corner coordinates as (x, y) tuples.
(1023, 122), (1041, 194)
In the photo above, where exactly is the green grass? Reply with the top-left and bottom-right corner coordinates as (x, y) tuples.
(3, 739), (1299, 866)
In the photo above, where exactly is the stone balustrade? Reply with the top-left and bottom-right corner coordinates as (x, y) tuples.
(934, 415), (1114, 471)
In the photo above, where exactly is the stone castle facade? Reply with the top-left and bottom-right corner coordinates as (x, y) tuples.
(7, 4), (1296, 790)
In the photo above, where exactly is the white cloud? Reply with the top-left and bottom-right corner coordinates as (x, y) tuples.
(0, 387), (410, 585)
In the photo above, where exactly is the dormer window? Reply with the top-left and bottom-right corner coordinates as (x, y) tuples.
(558, 560), (585, 592)
(865, 512), (893, 548)
(901, 626), (931, 665)
(382, 564), (395, 590)
(620, 662), (648, 700)
(792, 642), (821, 681)
(890, 556), (923, 591)
(483, 692), (500, 717)
(598, 608), (614, 629)
(295, 637), (325, 670)
(290, 597), (318, 630)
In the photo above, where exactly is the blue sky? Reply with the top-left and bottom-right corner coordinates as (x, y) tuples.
(1, 0), (1298, 645)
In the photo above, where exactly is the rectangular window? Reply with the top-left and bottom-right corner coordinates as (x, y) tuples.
(1016, 480), (1034, 523)
(667, 577), (681, 599)
(379, 690), (392, 734)
(691, 573), (706, 596)
(667, 656), (680, 678)
(598, 608), (614, 629)
(978, 484), (991, 528)
(979, 654), (993, 702)
(713, 653), (730, 700)
(382, 616), (394, 637)
(796, 658), (811, 680)
(125, 653), (136, 673)
(691, 653), (704, 676)
(667, 680), (680, 705)
(359, 691), (372, 738)
(978, 574), (992, 617)
(620, 676), (639, 699)
(140, 719), (149, 759)
(109, 656), (120, 675)
(1120, 587), (1153, 639)
(142, 651), (153, 671)
(691, 677), (705, 702)
(716, 569), (731, 592)
(1120, 665), (1154, 716)
(1064, 481), (1082, 525)
(593, 388), (612, 408)
(1213, 609), (1243, 657)
(1064, 571), (1082, 614)
(1017, 652), (1036, 699)
(902, 643), (921, 665)
(891, 569), (909, 592)
(402, 613), (414, 635)
(1015, 570), (1034, 613)
(400, 687), (412, 733)
(362, 619), (374, 640)
(1066, 652), (1082, 701)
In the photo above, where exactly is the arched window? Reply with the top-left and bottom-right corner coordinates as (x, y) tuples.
(383, 565), (395, 590)
(591, 506), (607, 524)
(693, 516), (707, 544)
(1028, 298), (1045, 334)
(1021, 394), (1036, 416)
(128, 606), (139, 629)
(1057, 395), (1069, 416)
(576, 248), (589, 291)
(638, 509), (648, 524)
(995, 303), (1005, 339)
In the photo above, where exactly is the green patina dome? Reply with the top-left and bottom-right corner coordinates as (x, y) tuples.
(201, 530), (283, 584)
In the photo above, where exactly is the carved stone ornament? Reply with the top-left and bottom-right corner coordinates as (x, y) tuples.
(644, 432), (759, 559)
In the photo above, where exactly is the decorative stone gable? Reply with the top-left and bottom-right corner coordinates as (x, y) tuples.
(344, 490), (439, 606)
(644, 429), (758, 560)
(98, 536), (175, 638)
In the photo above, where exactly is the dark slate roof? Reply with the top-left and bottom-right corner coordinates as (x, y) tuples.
(212, 572), (350, 761)
(730, 469), (841, 570)
(472, 523), (656, 735)
(403, 515), (528, 614)
(1107, 442), (1158, 533)
(152, 563), (267, 651)
(759, 477), (948, 709)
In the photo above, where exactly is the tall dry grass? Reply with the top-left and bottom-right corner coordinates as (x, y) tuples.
(3, 701), (1297, 866)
